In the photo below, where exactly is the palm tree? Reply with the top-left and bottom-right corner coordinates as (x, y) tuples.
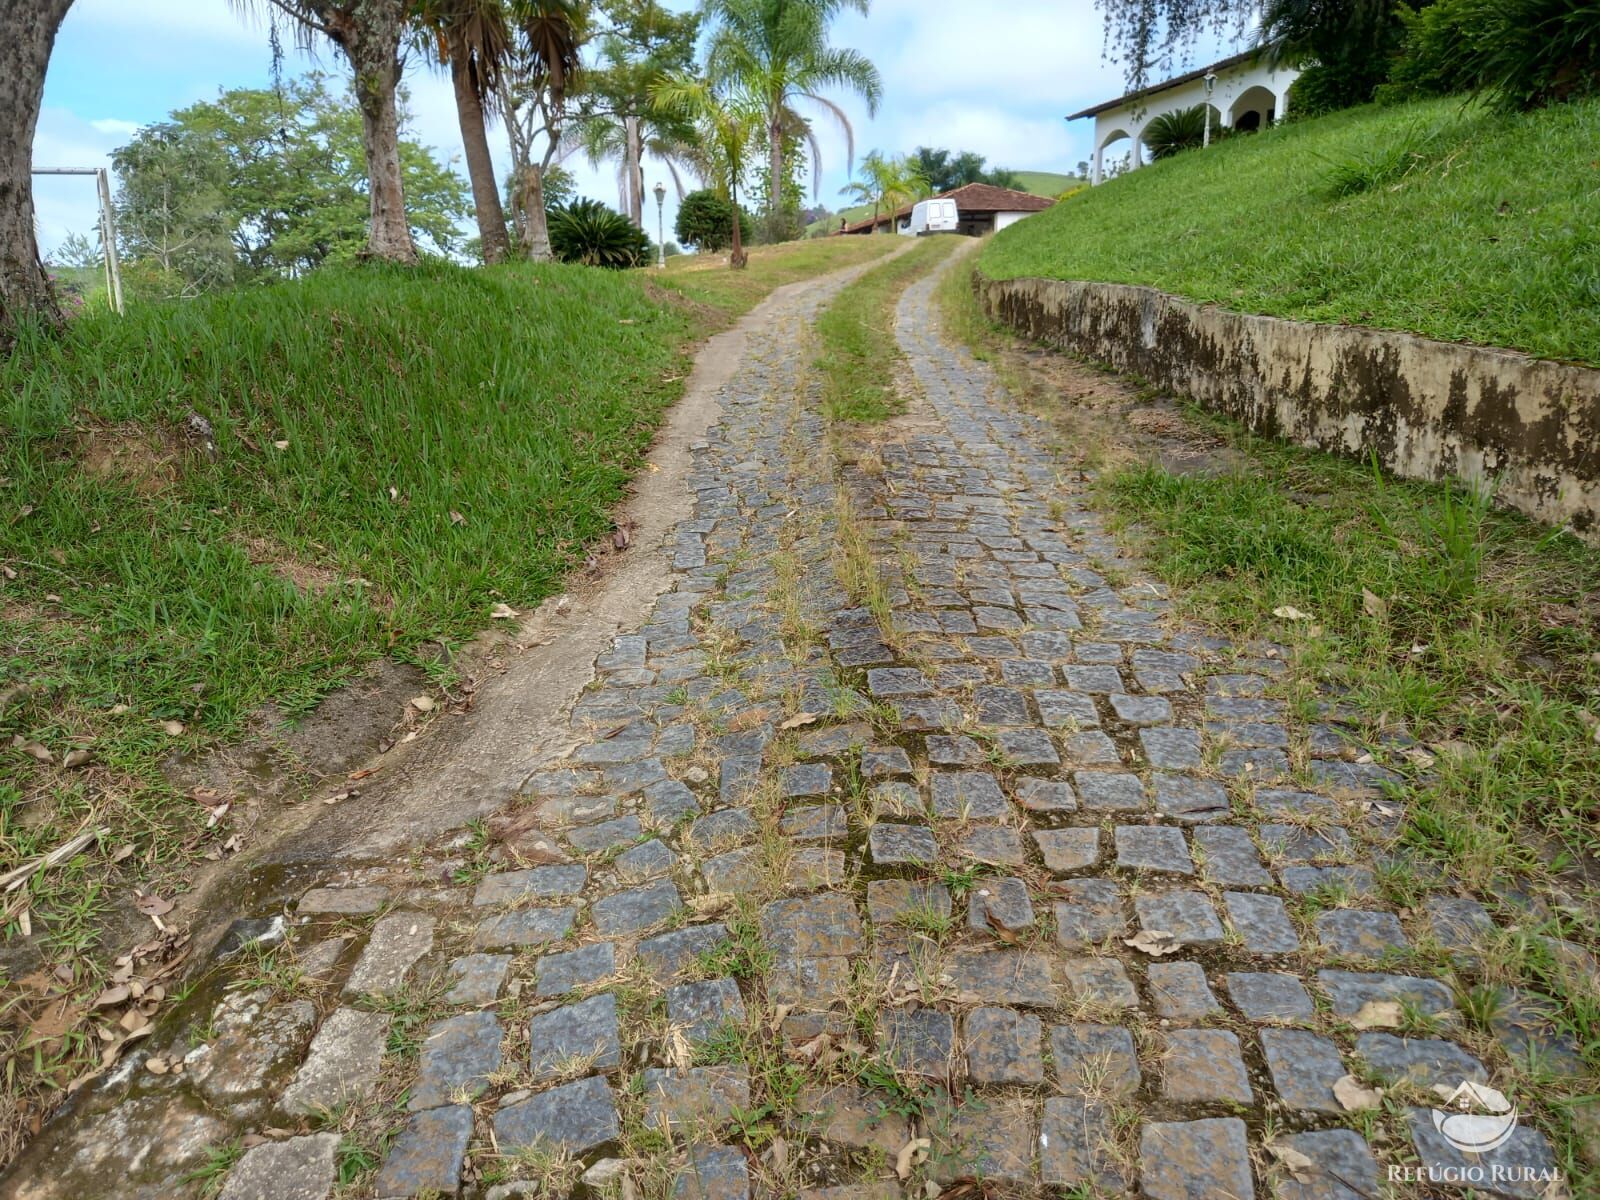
(839, 151), (923, 232)
(1142, 105), (1211, 159)
(565, 105), (698, 225)
(236, 0), (418, 263)
(702, 0), (883, 236)
(415, 0), (513, 263)
(650, 74), (762, 267)
(497, 0), (587, 260)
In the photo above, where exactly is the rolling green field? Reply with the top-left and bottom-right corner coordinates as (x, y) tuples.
(811, 169), (1080, 234)
(982, 97), (1600, 365)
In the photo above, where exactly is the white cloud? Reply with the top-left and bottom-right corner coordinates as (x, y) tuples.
(89, 118), (141, 136)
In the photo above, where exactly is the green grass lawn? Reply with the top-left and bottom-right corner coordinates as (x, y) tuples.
(981, 96), (1600, 365)
(657, 235), (901, 314)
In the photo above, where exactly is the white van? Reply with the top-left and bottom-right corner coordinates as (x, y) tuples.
(902, 197), (959, 236)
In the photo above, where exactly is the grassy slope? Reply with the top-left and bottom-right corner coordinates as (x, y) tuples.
(981, 96), (1600, 365)
(657, 235), (901, 314)
(0, 238), (883, 947)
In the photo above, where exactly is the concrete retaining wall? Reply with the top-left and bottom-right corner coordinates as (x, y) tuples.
(975, 273), (1600, 541)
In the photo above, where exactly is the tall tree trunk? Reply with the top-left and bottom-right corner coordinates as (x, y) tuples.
(325, 0), (417, 264)
(521, 166), (552, 262)
(0, 0), (73, 346)
(622, 115), (643, 228)
(768, 113), (784, 230)
(449, 42), (508, 265)
(728, 182), (747, 270)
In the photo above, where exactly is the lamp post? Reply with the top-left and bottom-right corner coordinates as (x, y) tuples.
(1203, 70), (1217, 148)
(653, 181), (666, 269)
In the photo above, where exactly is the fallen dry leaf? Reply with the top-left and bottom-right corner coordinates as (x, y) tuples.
(1361, 588), (1389, 619)
(62, 748), (94, 769)
(1268, 1143), (1316, 1182)
(409, 695), (435, 713)
(160, 720), (185, 736)
(1124, 929), (1182, 957)
(18, 741), (53, 764)
(780, 711), (820, 730)
(1333, 1074), (1382, 1111)
(145, 1057), (169, 1075)
(1273, 605), (1312, 621)
(449, 510), (466, 526)
(133, 892), (174, 917)
(490, 602), (519, 620)
(895, 1137), (931, 1180)
(91, 984), (131, 1009)
(1349, 999), (1404, 1029)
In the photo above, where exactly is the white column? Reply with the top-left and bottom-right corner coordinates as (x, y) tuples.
(1092, 142), (1104, 186)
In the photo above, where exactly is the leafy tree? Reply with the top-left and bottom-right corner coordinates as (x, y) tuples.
(1, 0), (74, 344)
(703, 0), (883, 239)
(910, 146), (989, 192)
(675, 188), (751, 251)
(569, 0), (700, 228)
(415, 0), (514, 263)
(985, 167), (1024, 189)
(111, 123), (238, 294)
(651, 74), (763, 267)
(548, 196), (649, 265)
(48, 233), (102, 270)
(115, 76), (468, 286)
(1259, 0), (1420, 112)
(238, 0), (420, 262)
(838, 150), (926, 232)
(498, 0), (589, 260)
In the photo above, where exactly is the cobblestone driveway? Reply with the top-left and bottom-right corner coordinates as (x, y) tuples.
(4, 251), (1580, 1200)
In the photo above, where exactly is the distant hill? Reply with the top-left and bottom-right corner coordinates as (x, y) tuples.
(807, 170), (1083, 235)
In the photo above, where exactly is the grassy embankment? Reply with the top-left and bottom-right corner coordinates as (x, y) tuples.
(942, 124), (1600, 1167)
(982, 96), (1600, 365)
(0, 236), (894, 1153)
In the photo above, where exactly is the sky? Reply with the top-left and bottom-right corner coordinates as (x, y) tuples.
(34, 0), (1240, 257)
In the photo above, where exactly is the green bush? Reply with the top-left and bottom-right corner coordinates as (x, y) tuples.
(1142, 105), (1210, 159)
(548, 198), (650, 268)
(675, 189), (753, 253)
(1383, 0), (1600, 109)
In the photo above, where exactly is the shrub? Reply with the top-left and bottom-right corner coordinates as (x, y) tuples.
(675, 190), (752, 253)
(548, 199), (649, 268)
(1383, 0), (1600, 109)
(1142, 105), (1217, 159)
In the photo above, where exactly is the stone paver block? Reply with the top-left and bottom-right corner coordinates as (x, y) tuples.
(781, 762), (833, 798)
(345, 913), (434, 997)
(374, 1104), (472, 1198)
(996, 728), (1059, 766)
(568, 815), (645, 854)
(768, 956), (853, 1007)
(1074, 771), (1146, 811)
(878, 1008), (955, 1079)
(928, 1097), (1035, 1184)
(1014, 778), (1077, 812)
(644, 780), (700, 827)
(1261, 1028), (1348, 1113)
(1489, 989), (1587, 1077)
(1035, 827), (1099, 872)
(689, 807), (757, 849)
(1053, 878), (1125, 948)
(473, 906), (577, 951)
(1064, 665), (1123, 693)
(473, 865), (588, 906)
(668, 978), (746, 1044)
(1355, 1033), (1487, 1088)
(282, 1007), (390, 1115)
(493, 1075), (620, 1155)
(410, 1011), (503, 1110)
(787, 847), (847, 889)
(1135, 890), (1226, 945)
(868, 822), (938, 865)
(1062, 957), (1139, 1009)
(779, 804), (847, 843)
(927, 734), (985, 765)
(1273, 1128), (1380, 1200)
(1317, 970), (1456, 1021)
(1140, 727), (1203, 770)
(534, 941), (616, 997)
(672, 1145), (750, 1200)
(1162, 1028), (1252, 1103)
(761, 894), (863, 959)
(640, 1066), (751, 1129)
(798, 1083), (910, 1155)
(1147, 961), (1221, 1019)
(1152, 775), (1231, 822)
(1041, 1098), (1126, 1192)
(964, 1006), (1044, 1084)
(1225, 972), (1316, 1022)
(1282, 865), (1378, 897)
(218, 1133), (338, 1200)
(1109, 694), (1172, 725)
(637, 924), (729, 980)
(867, 878), (951, 926)
(866, 667), (931, 697)
(1224, 891), (1302, 954)
(297, 885), (387, 916)
(1424, 894), (1494, 953)
(956, 825), (1026, 866)
(1051, 1022), (1140, 1095)
(444, 953), (511, 1006)
(861, 745), (914, 777)
(968, 878), (1035, 935)
(189, 995), (317, 1121)
(1063, 730), (1121, 764)
(1193, 825), (1273, 887)
(615, 838), (678, 883)
(1036, 690), (1100, 729)
(1140, 1118), (1253, 1200)
(702, 846), (764, 894)
(528, 992), (621, 1082)
(1115, 825), (1193, 874)
(591, 881), (683, 936)
(1315, 909), (1410, 958)
(944, 948), (1056, 1007)
(929, 772), (1009, 819)
(1404, 1107), (1559, 1199)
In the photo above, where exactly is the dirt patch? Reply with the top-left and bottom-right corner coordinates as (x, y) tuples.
(235, 535), (350, 597)
(76, 425), (178, 495)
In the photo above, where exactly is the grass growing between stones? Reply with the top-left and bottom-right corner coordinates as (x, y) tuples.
(939, 262), (1600, 1176)
(814, 235), (961, 422)
(980, 96), (1600, 365)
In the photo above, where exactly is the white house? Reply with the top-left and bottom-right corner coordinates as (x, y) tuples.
(1070, 50), (1302, 184)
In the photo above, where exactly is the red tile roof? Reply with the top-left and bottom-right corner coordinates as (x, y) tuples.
(839, 182), (1054, 234)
